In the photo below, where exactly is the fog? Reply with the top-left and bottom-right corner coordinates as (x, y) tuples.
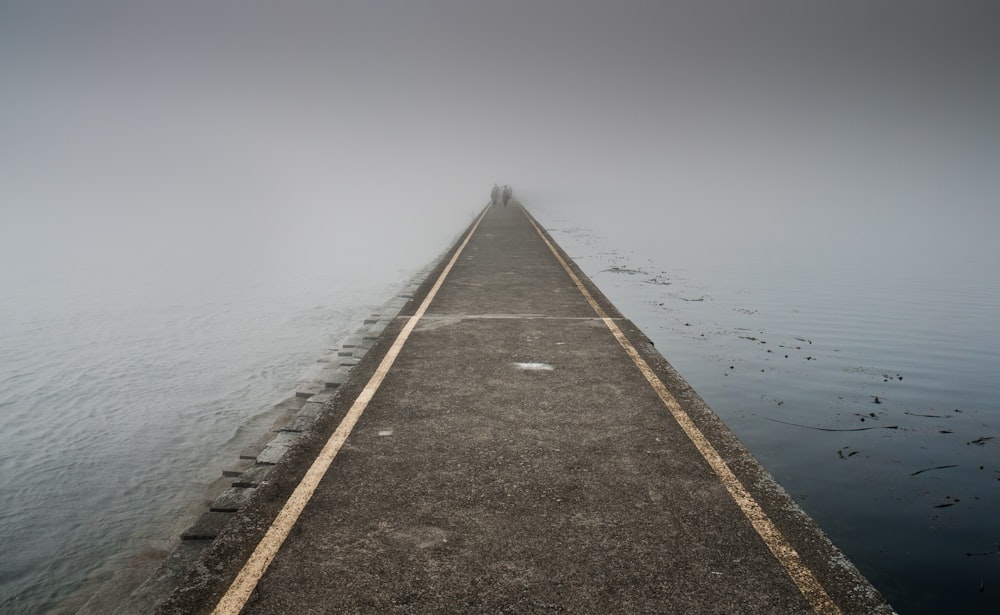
(2, 1), (998, 284)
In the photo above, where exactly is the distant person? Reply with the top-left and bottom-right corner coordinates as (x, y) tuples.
(490, 184), (500, 207)
(501, 184), (512, 207)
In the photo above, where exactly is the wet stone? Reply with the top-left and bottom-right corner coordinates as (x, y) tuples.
(281, 414), (316, 433)
(222, 459), (253, 477)
(298, 400), (325, 418)
(318, 366), (341, 386)
(232, 464), (273, 488)
(256, 432), (301, 465)
(210, 487), (255, 513)
(180, 511), (232, 541)
(306, 390), (335, 404)
(238, 443), (265, 460)
(295, 382), (325, 398)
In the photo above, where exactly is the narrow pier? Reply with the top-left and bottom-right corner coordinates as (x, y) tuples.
(162, 203), (892, 614)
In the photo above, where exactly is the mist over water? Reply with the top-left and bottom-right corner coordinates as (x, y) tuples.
(2, 1), (998, 612)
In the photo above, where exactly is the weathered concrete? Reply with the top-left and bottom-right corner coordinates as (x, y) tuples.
(322, 365), (349, 389)
(278, 415), (310, 434)
(209, 487), (255, 513)
(180, 512), (232, 541)
(158, 204), (893, 614)
(254, 431), (301, 465)
(229, 465), (272, 489)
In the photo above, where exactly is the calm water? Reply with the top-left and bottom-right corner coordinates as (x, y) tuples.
(533, 204), (1000, 615)
(0, 213), (472, 613)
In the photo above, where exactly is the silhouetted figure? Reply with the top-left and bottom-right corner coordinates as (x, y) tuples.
(490, 184), (500, 207)
(501, 184), (512, 207)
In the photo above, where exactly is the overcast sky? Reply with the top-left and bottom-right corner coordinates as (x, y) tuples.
(2, 1), (998, 277)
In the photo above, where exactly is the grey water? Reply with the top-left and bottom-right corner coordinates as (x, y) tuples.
(532, 202), (1000, 615)
(0, 212), (475, 613)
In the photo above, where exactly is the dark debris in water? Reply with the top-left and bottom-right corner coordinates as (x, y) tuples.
(602, 265), (646, 275)
(968, 436), (995, 446)
(965, 545), (1000, 557)
(644, 275), (672, 286)
(766, 418), (899, 432)
(905, 411), (951, 418)
(911, 464), (959, 476)
(933, 495), (961, 508)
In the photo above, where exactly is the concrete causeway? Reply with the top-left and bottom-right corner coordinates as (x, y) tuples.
(159, 203), (893, 614)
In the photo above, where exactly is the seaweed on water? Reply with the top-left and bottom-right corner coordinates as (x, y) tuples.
(910, 465), (959, 476)
(602, 266), (645, 275)
(765, 418), (899, 432)
(965, 547), (1000, 557)
(644, 276), (672, 286)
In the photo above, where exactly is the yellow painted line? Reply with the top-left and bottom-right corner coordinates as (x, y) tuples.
(212, 205), (492, 615)
(522, 208), (841, 615)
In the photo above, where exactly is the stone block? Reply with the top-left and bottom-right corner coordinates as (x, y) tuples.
(238, 443), (265, 460)
(222, 459), (252, 477)
(210, 486), (255, 513)
(281, 414), (315, 433)
(180, 511), (232, 541)
(295, 381), (325, 398)
(231, 464), (273, 488)
(256, 431), (301, 465)
(306, 391), (335, 404)
(325, 373), (347, 389)
(298, 400), (325, 418)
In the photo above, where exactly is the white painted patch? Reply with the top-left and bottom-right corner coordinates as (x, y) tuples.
(377, 430), (393, 436)
(513, 362), (554, 371)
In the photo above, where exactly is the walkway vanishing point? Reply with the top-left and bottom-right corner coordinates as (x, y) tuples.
(162, 203), (893, 614)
